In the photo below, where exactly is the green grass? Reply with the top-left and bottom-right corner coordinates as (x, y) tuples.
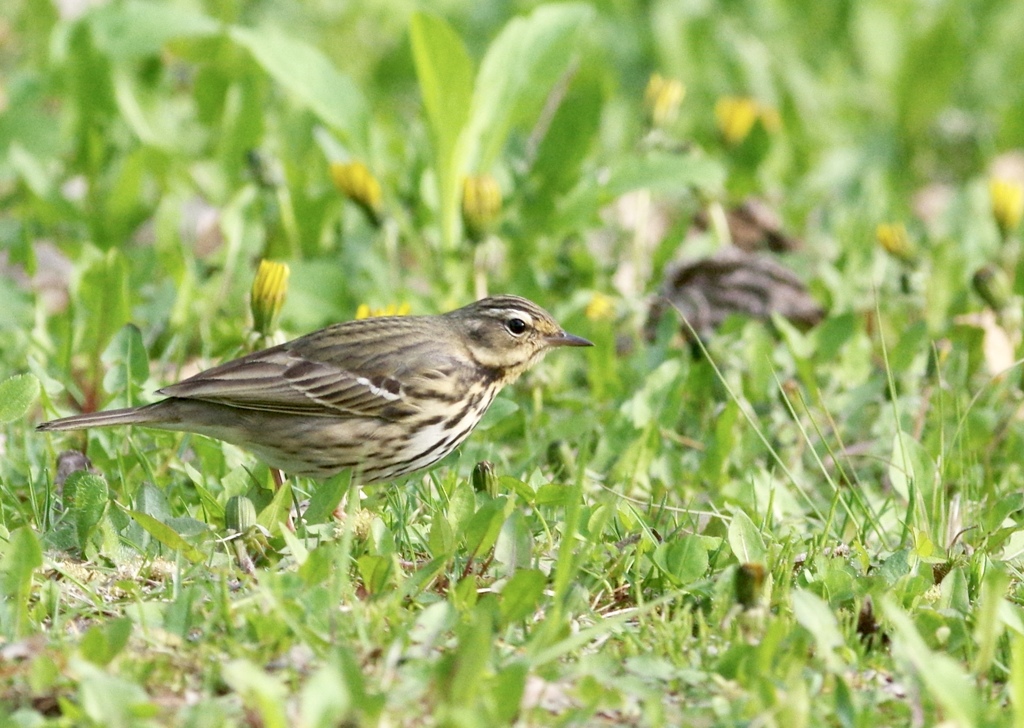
(4, 0), (1024, 725)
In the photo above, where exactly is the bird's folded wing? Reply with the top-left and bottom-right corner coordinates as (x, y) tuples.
(157, 348), (419, 419)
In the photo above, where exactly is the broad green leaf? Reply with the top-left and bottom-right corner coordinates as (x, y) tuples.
(284, 259), (352, 330)
(467, 3), (594, 170)
(1012, 633), (1024, 725)
(652, 535), (708, 585)
(303, 471), (350, 525)
(881, 597), (980, 726)
(529, 66), (603, 203)
(409, 601), (456, 651)
(453, 575), (481, 611)
(812, 312), (858, 363)
(502, 476), (535, 503)
(888, 320), (929, 373)
(888, 431), (932, 501)
(231, 26), (368, 150)
(447, 480), (477, 534)
(1, 527), (43, 637)
(492, 660), (529, 724)
(985, 493), (1024, 532)
(728, 509), (767, 564)
(428, 515), (455, 557)
(124, 508), (205, 563)
(191, 480), (225, 522)
(134, 482), (172, 522)
(111, 68), (165, 148)
(448, 606), (493, 704)
(877, 548), (911, 585)
(474, 396), (519, 431)
(165, 517), (212, 538)
(77, 248), (131, 375)
(619, 359), (682, 428)
(101, 324), (148, 408)
(8, 143), (60, 200)
(463, 497), (508, 557)
(584, 504), (612, 538)
(357, 555), (394, 595)
(88, 1), (219, 60)
(256, 482), (294, 534)
(894, 6), (966, 139)
(773, 313), (815, 360)
(604, 153), (726, 198)
(280, 527), (308, 566)
(494, 511), (533, 572)
(298, 544), (334, 587)
(0, 373), (40, 423)
(534, 483), (576, 507)
(410, 12), (474, 248)
(64, 471), (109, 551)
(221, 659), (289, 728)
(77, 662), (155, 726)
(625, 656), (679, 681)
(792, 589), (846, 671)
(2, 76), (63, 193)
(499, 569), (546, 624)
(79, 618), (132, 666)
(299, 663), (352, 728)
(973, 566), (1010, 675)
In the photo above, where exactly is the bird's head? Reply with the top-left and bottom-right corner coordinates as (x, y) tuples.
(448, 295), (592, 381)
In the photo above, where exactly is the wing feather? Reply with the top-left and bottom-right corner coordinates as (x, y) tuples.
(157, 320), (462, 420)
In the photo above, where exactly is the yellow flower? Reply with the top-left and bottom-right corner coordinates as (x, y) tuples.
(585, 292), (615, 321)
(876, 222), (915, 263)
(355, 302), (411, 320)
(990, 178), (1023, 239)
(714, 96), (778, 145)
(715, 97), (758, 145)
(330, 160), (383, 223)
(250, 260), (290, 337)
(644, 73), (685, 127)
(461, 173), (503, 242)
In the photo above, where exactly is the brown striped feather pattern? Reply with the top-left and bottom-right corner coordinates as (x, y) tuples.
(38, 295), (592, 481)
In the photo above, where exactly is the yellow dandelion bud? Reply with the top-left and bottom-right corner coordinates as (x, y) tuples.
(330, 160), (383, 223)
(585, 292), (615, 321)
(250, 259), (290, 337)
(876, 222), (916, 263)
(472, 460), (498, 496)
(715, 96), (780, 145)
(734, 562), (766, 610)
(990, 178), (1023, 239)
(225, 495), (258, 534)
(973, 264), (1012, 311)
(461, 173), (503, 242)
(644, 73), (686, 127)
(715, 96), (759, 145)
(355, 302), (411, 320)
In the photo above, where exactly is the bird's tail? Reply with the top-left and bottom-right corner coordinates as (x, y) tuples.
(37, 403), (163, 432)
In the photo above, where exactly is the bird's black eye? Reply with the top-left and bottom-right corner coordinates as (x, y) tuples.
(506, 317), (528, 336)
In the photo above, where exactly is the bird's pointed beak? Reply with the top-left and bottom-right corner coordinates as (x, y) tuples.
(547, 331), (594, 348)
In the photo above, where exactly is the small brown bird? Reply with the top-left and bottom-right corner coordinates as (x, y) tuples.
(38, 295), (592, 482)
